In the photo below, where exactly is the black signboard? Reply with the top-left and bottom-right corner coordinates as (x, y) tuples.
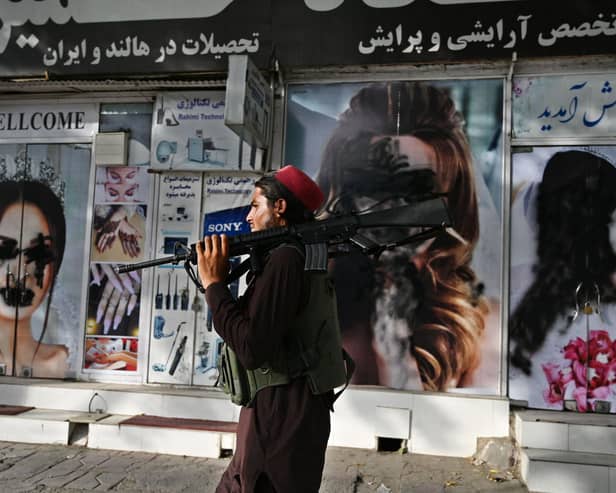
(0, 0), (614, 78)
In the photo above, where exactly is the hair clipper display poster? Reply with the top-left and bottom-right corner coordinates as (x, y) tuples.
(192, 172), (257, 386)
(147, 172), (203, 385)
(0, 142), (91, 379)
(151, 91), (255, 171)
(285, 80), (504, 395)
(147, 290), (194, 384)
(509, 146), (616, 414)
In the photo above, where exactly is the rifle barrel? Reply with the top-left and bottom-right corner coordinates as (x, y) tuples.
(115, 253), (189, 274)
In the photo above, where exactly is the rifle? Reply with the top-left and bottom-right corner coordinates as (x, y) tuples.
(117, 196), (454, 291)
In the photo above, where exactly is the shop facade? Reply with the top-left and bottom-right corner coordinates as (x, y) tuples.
(0, 0), (615, 460)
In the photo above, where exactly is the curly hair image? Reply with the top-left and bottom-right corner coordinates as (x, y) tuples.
(318, 81), (488, 391)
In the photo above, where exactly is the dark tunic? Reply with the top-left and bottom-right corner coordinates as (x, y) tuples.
(205, 246), (332, 493)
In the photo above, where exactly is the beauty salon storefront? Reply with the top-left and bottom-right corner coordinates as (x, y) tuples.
(0, 0), (615, 464)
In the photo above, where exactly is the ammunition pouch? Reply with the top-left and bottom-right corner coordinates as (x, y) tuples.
(218, 344), (290, 406)
(217, 269), (354, 407)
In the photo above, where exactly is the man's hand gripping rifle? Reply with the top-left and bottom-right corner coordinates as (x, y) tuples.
(116, 194), (456, 292)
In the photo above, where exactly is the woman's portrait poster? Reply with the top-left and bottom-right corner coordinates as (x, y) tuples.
(285, 79), (504, 395)
(509, 146), (616, 413)
(0, 143), (91, 378)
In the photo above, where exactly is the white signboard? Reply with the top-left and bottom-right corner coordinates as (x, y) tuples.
(225, 55), (272, 150)
(513, 74), (616, 140)
(0, 102), (97, 139)
(151, 91), (253, 170)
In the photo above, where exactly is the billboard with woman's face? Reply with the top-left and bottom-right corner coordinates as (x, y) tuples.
(285, 79), (504, 394)
(509, 146), (616, 413)
(0, 143), (91, 378)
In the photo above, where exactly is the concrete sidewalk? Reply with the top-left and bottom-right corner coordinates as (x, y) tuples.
(0, 440), (528, 492)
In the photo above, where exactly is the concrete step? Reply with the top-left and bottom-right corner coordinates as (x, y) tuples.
(0, 408), (87, 445)
(0, 408), (238, 458)
(89, 414), (237, 458)
(514, 409), (616, 455)
(520, 448), (616, 493)
(0, 377), (511, 458)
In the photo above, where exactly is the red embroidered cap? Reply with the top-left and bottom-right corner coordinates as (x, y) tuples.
(274, 165), (324, 212)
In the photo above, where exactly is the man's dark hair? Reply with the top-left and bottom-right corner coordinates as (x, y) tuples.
(255, 175), (315, 224)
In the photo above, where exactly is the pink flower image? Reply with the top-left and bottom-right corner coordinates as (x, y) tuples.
(542, 331), (616, 413)
(589, 330), (613, 359)
(563, 336), (587, 363)
(573, 386), (588, 413)
(541, 362), (564, 406)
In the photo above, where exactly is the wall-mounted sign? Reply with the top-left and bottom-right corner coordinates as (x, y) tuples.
(513, 74), (616, 140)
(0, 103), (97, 139)
(0, 1), (614, 77)
(225, 55), (272, 149)
(150, 91), (254, 171)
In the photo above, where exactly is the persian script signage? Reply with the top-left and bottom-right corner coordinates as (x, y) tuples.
(0, 0), (615, 77)
(513, 75), (616, 139)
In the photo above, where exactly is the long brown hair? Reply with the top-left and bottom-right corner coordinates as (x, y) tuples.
(318, 81), (487, 390)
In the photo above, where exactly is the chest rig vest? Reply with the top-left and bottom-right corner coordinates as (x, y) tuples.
(218, 245), (354, 407)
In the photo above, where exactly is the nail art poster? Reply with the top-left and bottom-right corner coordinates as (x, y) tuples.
(85, 165), (150, 371)
(147, 171), (203, 384)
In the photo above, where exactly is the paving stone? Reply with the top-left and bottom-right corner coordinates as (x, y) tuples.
(28, 456), (92, 488)
(0, 441), (528, 493)
(0, 448), (69, 481)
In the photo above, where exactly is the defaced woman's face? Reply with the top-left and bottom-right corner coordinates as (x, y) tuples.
(353, 135), (439, 250)
(0, 202), (55, 321)
(383, 135), (437, 174)
(355, 135), (438, 211)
